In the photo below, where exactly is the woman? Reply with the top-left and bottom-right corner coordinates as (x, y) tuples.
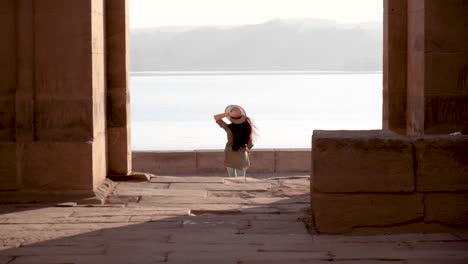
(213, 105), (255, 177)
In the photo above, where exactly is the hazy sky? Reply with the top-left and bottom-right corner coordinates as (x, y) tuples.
(129, 0), (383, 29)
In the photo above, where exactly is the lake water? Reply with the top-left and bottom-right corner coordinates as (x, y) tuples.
(131, 71), (383, 150)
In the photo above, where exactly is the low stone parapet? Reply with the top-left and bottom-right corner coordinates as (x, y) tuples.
(311, 130), (468, 234)
(133, 148), (311, 176)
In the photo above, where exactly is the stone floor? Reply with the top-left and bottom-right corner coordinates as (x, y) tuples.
(0, 175), (467, 264)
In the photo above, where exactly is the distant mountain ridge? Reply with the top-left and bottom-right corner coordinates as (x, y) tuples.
(130, 18), (382, 71)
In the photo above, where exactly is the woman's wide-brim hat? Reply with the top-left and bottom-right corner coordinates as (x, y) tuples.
(225, 105), (247, 124)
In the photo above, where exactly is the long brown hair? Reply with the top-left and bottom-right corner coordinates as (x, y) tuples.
(228, 117), (256, 151)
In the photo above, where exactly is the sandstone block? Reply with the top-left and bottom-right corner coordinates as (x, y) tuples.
(249, 150), (275, 173)
(107, 127), (131, 175)
(196, 150), (225, 174)
(132, 151), (157, 174)
(0, 143), (17, 190)
(133, 151), (197, 175)
(312, 130), (414, 193)
(312, 192), (424, 234)
(425, 193), (468, 226)
(22, 142), (93, 190)
(275, 149), (311, 173)
(415, 136), (468, 192)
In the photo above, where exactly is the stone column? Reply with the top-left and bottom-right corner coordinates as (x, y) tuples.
(407, 0), (468, 135)
(0, 0), (108, 192)
(383, 0), (408, 134)
(105, 0), (132, 176)
(0, 0), (18, 189)
(406, 0), (426, 135)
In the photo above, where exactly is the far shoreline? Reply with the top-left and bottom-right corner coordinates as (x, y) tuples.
(130, 70), (383, 77)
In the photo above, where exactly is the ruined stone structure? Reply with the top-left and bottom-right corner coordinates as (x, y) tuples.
(0, 0), (131, 192)
(0, 0), (466, 234)
(311, 0), (468, 233)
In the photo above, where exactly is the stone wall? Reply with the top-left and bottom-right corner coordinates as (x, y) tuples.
(133, 149), (311, 176)
(311, 130), (468, 234)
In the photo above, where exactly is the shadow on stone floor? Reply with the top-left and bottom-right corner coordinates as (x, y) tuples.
(0, 175), (467, 264)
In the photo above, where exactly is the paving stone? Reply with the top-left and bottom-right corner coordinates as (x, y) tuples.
(239, 251), (329, 262)
(328, 242), (468, 260)
(404, 260), (468, 264)
(71, 208), (189, 217)
(169, 182), (270, 191)
(0, 244), (106, 256)
(349, 222), (459, 235)
(105, 195), (140, 204)
(452, 232), (468, 240)
(9, 255), (165, 264)
(246, 197), (309, 205)
(223, 181), (272, 190)
(48, 222), (135, 230)
(151, 176), (225, 183)
(166, 249), (328, 263)
(0, 208), (74, 219)
(115, 182), (170, 189)
(207, 190), (274, 198)
(273, 204), (310, 214)
(240, 206), (280, 214)
(274, 187), (310, 197)
(2, 175), (468, 263)
(114, 187), (207, 197)
(1, 217), (68, 224)
(242, 220), (308, 235)
(129, 215), (186, 222)
(0, 224), (51, 231)
(240, 261), (359, 264)
(105, 242), (173, 256)
(312, 233), (461, 243)
(258, 238), (321, 253)
(189, 203), (241, 212)
(3, 215), (131, 224)
(254, 214), (304, 222)
(180, 215), (252, 228)
(138, 196), (248, 205)
(0, 257), (13, 264)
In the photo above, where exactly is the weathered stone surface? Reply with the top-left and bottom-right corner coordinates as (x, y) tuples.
(243, 220), (307, 235)
(150, 176), (225, 183)
(249, 150), (275, 173)
(196, 150), (225, 174)
(425, 193), (468, 226)
(414, 136), (468, 192)
(9, 255), (165, 264)
(132, 150), (312, 176)
(0, 244), (106, 256)
(329, 241), (468, 261)
(114, 187), (207, 197)
(312, 193), (424, 234)
(312, 233), (460, 243)
(276, 149), (311, 173)
(22, 142), (93, 190)
(0, 256), (13, 264)
(138, 196), (247, 205)
(133, 151), (197, 175)
(0, 143), (17, 190)
(168, 183), (268, 192)
(312, 130), (414, 193)
(115, 182), (169, 189)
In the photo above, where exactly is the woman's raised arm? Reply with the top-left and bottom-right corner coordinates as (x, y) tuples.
(213, 112), (229, 121)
